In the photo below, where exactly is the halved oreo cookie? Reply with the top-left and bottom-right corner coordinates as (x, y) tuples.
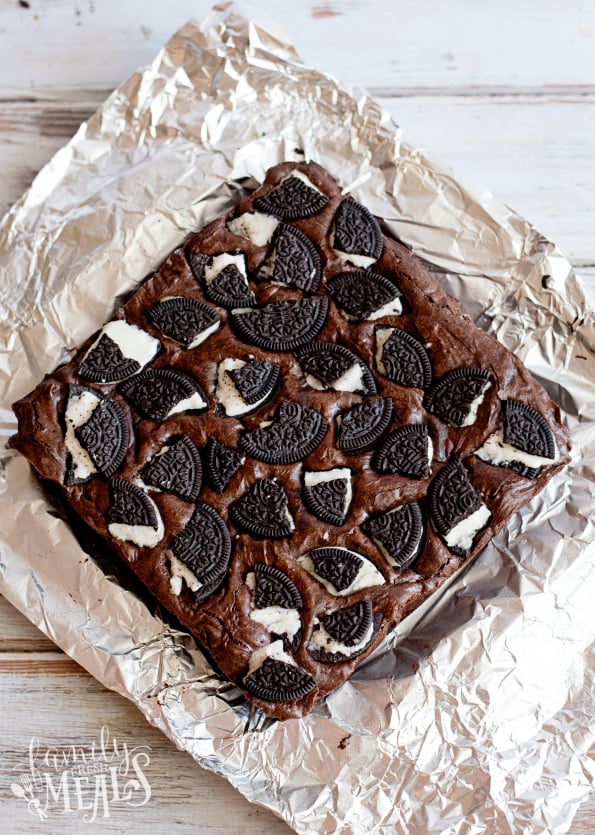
(428, 459), (491, 556)
(240, 401), (327, 464)
(68, 389), (130, 480)
(503, 400), (556, 460)
(79, 334), (139, 382)
(119, 369), (207, 421)
(230, 478), (294, 538)
(308, 601), (380, 663)
(230, 297), (329, 352)
(325, 270), (403, 320)
(228, 360), (280, 406)
(148, 297), (220, 349)
(254, 170), (328, 220)
(371, 424), (432, 479)
(204, 439), (245, 493)
(475, 400), (557, 479)
(295, 342), (377, 394)
(107, 479), (163, 548)
(167, 501), (232, 598)
(331, 198), (383, 267)
(336, 397), (393, 455)
(203, 254), (255, 309)
(362, 501), (424, 570)
(140, 436), (202, 502)
(302, 468), (352, 526)
(252, 564), (303, 610)
(259, 224), (322, 294)
(78, 320), (160, 385)
(424, 368), (492, 427)
(375, 327), (432, 389)
(244, 654), (316, 703)
(299, 547), (385, 596)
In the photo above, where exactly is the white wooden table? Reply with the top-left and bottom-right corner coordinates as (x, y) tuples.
(0, 2), (593, 832)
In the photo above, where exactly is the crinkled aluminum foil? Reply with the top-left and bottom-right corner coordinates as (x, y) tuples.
(0, 3), (593, 832)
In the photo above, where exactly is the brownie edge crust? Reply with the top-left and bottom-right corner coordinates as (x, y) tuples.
(11, 161), (570, 720)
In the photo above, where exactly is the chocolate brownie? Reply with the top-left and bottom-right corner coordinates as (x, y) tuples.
(11, 162), (570, 719)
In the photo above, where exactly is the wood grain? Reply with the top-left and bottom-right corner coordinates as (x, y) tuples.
(0, 0), (593, 832)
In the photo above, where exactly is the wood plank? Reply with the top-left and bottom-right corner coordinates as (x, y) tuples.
(0, 94), (593, 266)
(0, 0), (593, 100)
(0, 667), (292, 834)
(0, 594), (58, 652)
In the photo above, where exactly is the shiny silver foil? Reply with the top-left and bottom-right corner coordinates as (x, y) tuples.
(0, 3), (593, 832)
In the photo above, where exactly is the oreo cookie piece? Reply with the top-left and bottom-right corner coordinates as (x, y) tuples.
(362, 502), (424, 570)
(203, 253), (255, 309)
(216, 358), (280, 417)
(246, 566), (303, 649)
(78, 320), (160, 384)
(295, 342), (377, 394)
(336, 397), (394, 455)
(240, 400), (327, 464)
(326, 270), (403, 321)
(230, 478), (294, 539)
(107, 479), (163, 548)
(299, 547), (385, 596)
(244, 643), (316, 703)
(428, 459), (491, 556)
(375, 327), (432, 389)
(424, 368), (492, 427)
(302, 468), (352, 526)
(167, 502), (232, 600)
(308, 602), (380, 663)
(119, 369), (207, 421)
(254, 170), (328, 220)
(140, 436), (202, 502)
(64, 386), (130, 483)
(251, 564), (303, 610)
(148, 297), (220, 349)
(475, 400), (557, 479)
(259, 224), (322, 293)
(204, 439), (245, 493)
(372, 424), (432, 479)
(187, 251), (209, 282)
(230, 297), (329, 352)
(331, 198), (383, 268)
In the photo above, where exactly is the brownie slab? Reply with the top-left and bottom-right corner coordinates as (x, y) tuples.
(11, 161), (570, 719)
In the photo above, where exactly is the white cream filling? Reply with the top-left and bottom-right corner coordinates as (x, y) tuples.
(215, 357), (273, 417)
(246, 640), (296, 677)
(298, 549), (384, 597)
(427, 437), (434, 470)
(204, 253), (247, 286)
(367, 295), (403, 320)
(460, 381), (491, 427)
(304, 468), (352, 516)
(81, 320), (160, 378)
(375, 327), (394, 375)
(283, 169), (323, 194)
(228, 212), (279, 247)
(309, 617), (375, 658)
(306, 362), (366, 394)
(250, 605), (301, 639)
(168, 552), (202, 596)
(167, 389), (207, 417)
(443, 504), (491, 552)
(475, 425), (558, 469)
(108, 495), (164, 548)
(64, 389), (101, 480)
